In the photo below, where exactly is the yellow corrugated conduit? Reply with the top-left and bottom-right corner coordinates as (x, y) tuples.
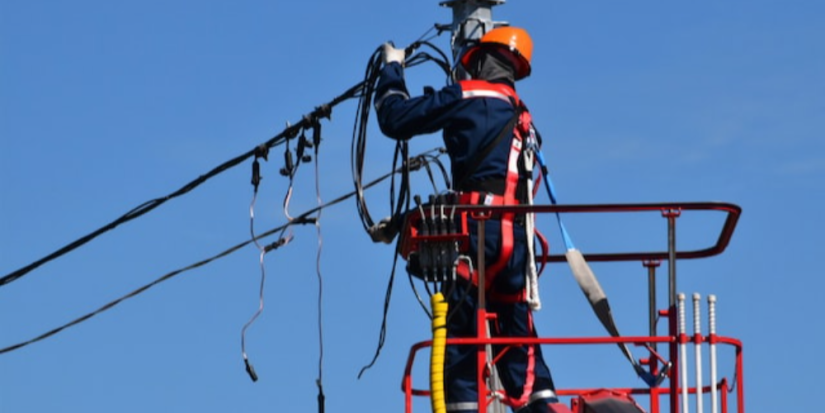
(430, 292), (448, 413)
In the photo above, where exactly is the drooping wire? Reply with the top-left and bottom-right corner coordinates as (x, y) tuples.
(357, 141), (413, 376)
(408, 268), (433, 320)
(278, 131), (300, 252)
(357, 241), (402, 379)
(358, 151), (453, 378)
(311, 122), (326, 413)
(0, 149), (446, 355)
(281, 125), (308, 221)
(242, 123), (320, 382)
(241, 171), (267, 382)
(349, 36), (455, 379)
(241, 149), (295, 382)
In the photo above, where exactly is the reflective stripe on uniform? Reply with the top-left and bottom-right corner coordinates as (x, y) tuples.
(459, 80), (520, 107)
(529, 389), (558, 403)
(445, 401), (479, 412)
(374, 89), (410, 111)
(462, 88), (511, 102)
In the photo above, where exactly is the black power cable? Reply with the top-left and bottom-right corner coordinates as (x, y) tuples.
(0, 88), (355, 288)
(351, 45), (385, 232)
(351, 41), (453, 240)
(353, 38), (455, 378)
(0, 149), (445, 355)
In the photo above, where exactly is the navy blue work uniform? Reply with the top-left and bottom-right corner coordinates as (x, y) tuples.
(375, 61), (557, 413)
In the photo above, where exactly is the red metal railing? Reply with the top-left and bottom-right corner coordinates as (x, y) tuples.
(399, 201), (744, 413)
(402, 335), (744, 413)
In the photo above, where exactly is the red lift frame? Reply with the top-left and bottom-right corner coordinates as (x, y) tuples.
(400, 201), (744, 413)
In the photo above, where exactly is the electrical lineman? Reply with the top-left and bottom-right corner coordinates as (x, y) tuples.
(375, 27), (559, 413)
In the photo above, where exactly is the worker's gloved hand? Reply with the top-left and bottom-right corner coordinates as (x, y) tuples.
(369, 217), (399, 244)
(382, 42), (405, 67)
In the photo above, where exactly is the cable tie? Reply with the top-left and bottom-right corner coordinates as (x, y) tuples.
(254, 144), (269, 161)
(406, 156), (424, 171)
(283, 121), (300, 140)
(404, 41), (421, 58)
(293, 216), (318, 226)
(314, 104), (332, 120)
(264, 237), (289, 253)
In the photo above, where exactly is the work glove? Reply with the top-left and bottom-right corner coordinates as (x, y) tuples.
(382, 42), (405, 67)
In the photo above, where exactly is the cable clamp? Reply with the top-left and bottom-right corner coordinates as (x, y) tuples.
(297, 128), (313, 163)
(291, 216), (318, 226)
(314, 104), (332, 120)
(264, 236), (291, 253)
(406, 156), (425, 171)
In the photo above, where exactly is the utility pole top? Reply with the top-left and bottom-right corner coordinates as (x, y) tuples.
(439, 0), (507, 79)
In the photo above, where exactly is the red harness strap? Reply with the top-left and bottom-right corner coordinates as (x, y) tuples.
(453, 82), (548, 411)
(455, 80), (533, 296)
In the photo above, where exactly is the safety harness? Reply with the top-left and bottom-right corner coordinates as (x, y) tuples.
(453, 80), (544, 309)
(453, 79), (548, 412)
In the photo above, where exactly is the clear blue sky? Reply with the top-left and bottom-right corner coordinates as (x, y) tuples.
(2, 1), (823, 412)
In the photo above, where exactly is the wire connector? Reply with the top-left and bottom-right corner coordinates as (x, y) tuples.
(244, 358), (259, 382)
(263, 237), (290, 253)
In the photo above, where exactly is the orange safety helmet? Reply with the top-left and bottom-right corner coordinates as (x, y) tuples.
(460, 26), (533, 80)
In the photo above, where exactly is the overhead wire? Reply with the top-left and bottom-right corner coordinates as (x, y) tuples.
(0, 149), (446, 355)
(0, 83), (362, 289)
(1, 31), (457, 377)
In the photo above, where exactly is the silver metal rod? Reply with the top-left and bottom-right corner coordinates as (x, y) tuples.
(693, 293), (704, 413)
(708, 294), (718, 413)
(679, 293), (689, 413)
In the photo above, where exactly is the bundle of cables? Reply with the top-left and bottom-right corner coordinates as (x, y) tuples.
(353, 38), (456, 379)
(351, 40), (453, 239)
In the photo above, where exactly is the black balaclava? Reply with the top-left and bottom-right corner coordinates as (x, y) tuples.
(469, 48), (516, 86)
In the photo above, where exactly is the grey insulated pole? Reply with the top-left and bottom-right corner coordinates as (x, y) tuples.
(439, 0), (505, 79)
